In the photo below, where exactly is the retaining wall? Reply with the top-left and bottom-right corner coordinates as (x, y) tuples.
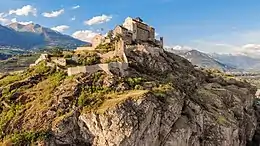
(67, 62), (128, 76)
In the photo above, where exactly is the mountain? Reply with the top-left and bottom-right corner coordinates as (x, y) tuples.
(0, 23), (87, 50)
(0, 46), (259, 145)
(0, 24), (42, 49)
(211, 53), (260, 72)
(166, 48), (237, 72)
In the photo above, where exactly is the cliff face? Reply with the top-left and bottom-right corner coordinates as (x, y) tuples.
(50, 47), (257, 146)
(0, 46), (258, 146)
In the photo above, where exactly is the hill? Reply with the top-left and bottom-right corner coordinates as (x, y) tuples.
(0, 45), (259, 145)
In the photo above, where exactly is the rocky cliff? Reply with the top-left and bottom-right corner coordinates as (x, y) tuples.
(0, 46), (259, 146)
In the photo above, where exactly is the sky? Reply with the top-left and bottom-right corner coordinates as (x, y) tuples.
(1, 0), (260, 54)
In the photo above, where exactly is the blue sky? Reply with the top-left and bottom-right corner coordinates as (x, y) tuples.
(1, 0), (260, 54)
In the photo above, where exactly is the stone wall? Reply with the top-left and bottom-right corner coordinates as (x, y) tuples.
(92, 34), (104, 48)
(76, 47), (95, 51)
(114, 26), (132, 45)
(67, 62), (128, 76)
(99, 51), (116, 61)
(34, 54), (48, 65)
(51, 57), (67, 66)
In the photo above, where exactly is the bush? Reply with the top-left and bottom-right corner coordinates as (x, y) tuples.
(11, 131), (51, 145)
(0, 75), (22, 87)
(103, 56), (123, 63)
(77, 52), (101, 66)
(125, 77), (144, 88)
(95, 43), (115, 53)
(27, 62), (51, 76)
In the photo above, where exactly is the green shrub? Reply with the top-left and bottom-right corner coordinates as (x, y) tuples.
(28, 62), (51, 76)
(0, 74), (23, 87)
(95, 43), (115, 53)
(11, 131), (51, 145)
(103, 56), (123, 63)
(217, 115), (227, 125)
(125, 77), (144, 88)
(77, 52), (101, 66)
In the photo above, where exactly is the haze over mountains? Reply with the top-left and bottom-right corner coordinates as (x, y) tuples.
(0, 23), (86, 49)
(166, 47), (260, 72)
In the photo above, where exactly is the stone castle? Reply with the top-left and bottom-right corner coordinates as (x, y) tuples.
(76, 17), (163, 51)
(31, 17), (163, 76)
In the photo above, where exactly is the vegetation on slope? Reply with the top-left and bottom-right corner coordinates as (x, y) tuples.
(0, 48), (257, 145)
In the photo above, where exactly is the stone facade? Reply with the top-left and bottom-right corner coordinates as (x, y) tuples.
(92, 34), (105, 48)
(123, 17), (155, 42)
(69, 17), (165, 76)
(51, 57), (67, 66)
(76, 34), (108, 51)
(113, 25), (132, 45)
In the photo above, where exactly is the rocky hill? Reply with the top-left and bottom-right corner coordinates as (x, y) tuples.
(0, 46), (259, 145)
(0, 23), (86, 50)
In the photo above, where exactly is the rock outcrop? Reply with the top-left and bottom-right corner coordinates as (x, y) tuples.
(50, 48), (257, 146)
(0, 46), (258, 146)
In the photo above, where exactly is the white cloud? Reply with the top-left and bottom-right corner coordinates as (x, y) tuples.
(10, 18), (33, 25)
(0, 13), (11, 25)
(51, 25), (70, 33)
(72, 30), (98, 42)
(84, 14), (112, 26)
(42, 9), (64, 18)
(9, 5), (37, 16)
(72, 5), (80, 9)
(71, 16), (76, 21)
(242, 44), (260, 50)
(238, 44), (260, 57)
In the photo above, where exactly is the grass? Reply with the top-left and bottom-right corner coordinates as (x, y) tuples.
(0, 54), (40, 73)
(95, 43), (115, 54)
(8, 71), (65, 132)
(217, 115), (228, 125)
(96, 90), (148, 114)
(0, 74), (23, 87)
(76, 52), (101, 66)
(9, 131), (50, 145)
(103, 56), (123, 63)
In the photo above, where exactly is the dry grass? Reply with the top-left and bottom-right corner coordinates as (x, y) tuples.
(97, 90), (148, 114)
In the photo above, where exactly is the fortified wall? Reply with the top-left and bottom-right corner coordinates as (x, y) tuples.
(31, 17), (162, 77)
(67, 62), (128, 76)
(30, 54), (67, 67)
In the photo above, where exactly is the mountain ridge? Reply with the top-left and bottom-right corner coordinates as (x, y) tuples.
(0, 23), (87, 50)
(166, 48), (237, 72)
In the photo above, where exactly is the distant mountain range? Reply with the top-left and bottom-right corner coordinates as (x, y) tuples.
(166, 48), (260, 72)
(166, 48), (237, 72)
(0, 23), (87, 50)
(211, 53), (260, 72)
